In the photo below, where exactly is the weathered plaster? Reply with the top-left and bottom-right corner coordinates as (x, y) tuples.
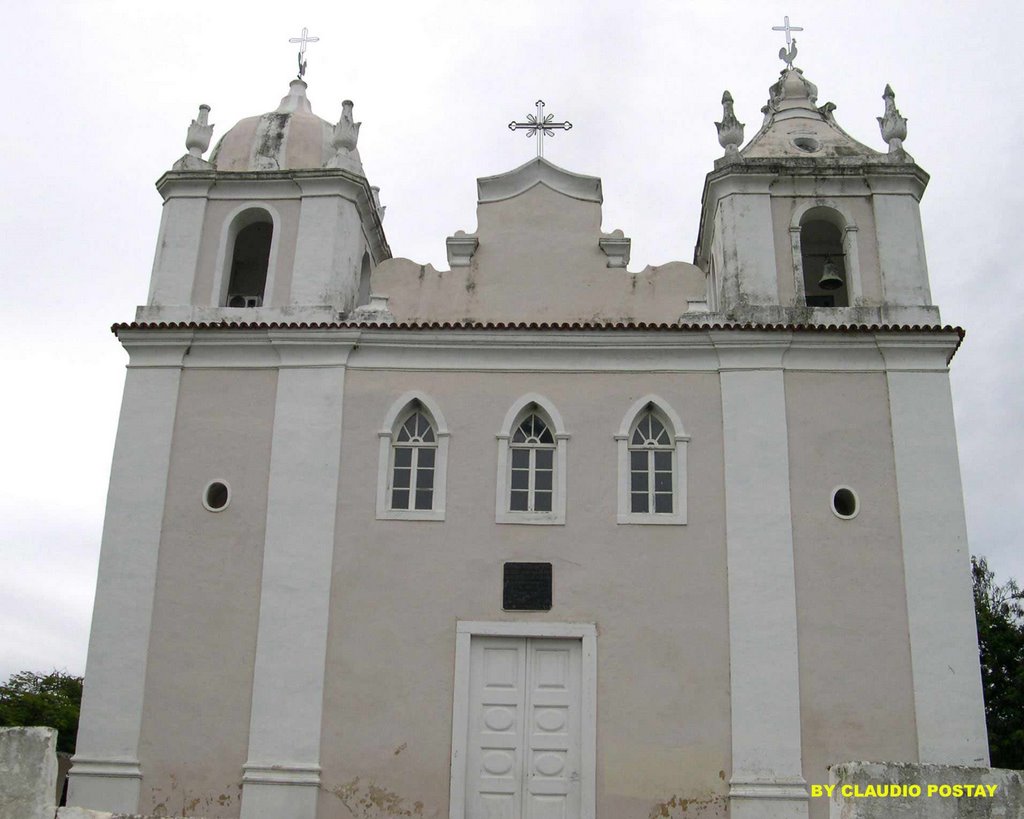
(0, 727), (58, 819)
(826, 762), (1023, 818)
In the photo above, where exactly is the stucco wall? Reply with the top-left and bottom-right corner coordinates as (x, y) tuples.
(137, 369), (278, 817)
(372, 184), (706, 323)
(117, 343), (952, 819)
(317, 368), (731, 819)
(785, 371), (918, 819)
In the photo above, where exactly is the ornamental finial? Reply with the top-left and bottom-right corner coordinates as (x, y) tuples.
(715, 91), (745, 158)
(877, 83), (909, 156)
(333, 100), (361, 152)
(185, 104), (214, 158)
(325, 100), (364, 173)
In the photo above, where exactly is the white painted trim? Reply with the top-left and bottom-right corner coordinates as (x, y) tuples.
(729, 779), (809, 819)
(147, 194), (210, 307)
(614, 395), (688, 525)
(201, 479), (231, 512)
(375, 391), (450, 521)
(211, 202), (283, 308)
(68, 347), (188, 814)
(886, 370), (989, 765)
(495, 394), (568, 525)
(789, 226), (806, 305)
(829, 485), (860, 520)
(720, 368), (807, 818)
(66, 758), (143, 780)
(448, 622), (597, 819)
(113, 327), (961, 377)
(240, 364), (349, 818)
(613, 394), (686, 438)
(241, 763), (322, 786)
(476, 157), (602, 204)
(843, 225), (863, 304)
(456, 621), (596, 638)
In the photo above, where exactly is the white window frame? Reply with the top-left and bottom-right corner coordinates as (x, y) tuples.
(376, 391), (449, 521)
(496, 394), (568, 525)
(448, 621), (597, 819)
(615, 395), (688, 525)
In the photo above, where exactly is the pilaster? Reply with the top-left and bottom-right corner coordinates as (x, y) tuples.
(710, 177), (779, 309)
(879, 339), (989, 765)
(289, 177), (372, 313)
(869, 178), (932, 307)
(68, 335), (191, 812)
(147, 178), (213, 306)
(240, 340), (354, 819)
(714, 333), (808, 819)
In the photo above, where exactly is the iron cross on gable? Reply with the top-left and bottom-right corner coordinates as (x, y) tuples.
(289, 27), (320, 79)
(508, 100), (573, 159)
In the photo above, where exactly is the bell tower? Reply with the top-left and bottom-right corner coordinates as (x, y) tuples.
(141, 75), (389, 324)
(695, 42), (936, 326)
(68, 60), (390, 816)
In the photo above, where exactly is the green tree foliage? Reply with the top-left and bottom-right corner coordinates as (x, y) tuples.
(0, 670), (83, 754)
(972, 556), (1024, 769)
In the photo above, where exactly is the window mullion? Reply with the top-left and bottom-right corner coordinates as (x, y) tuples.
(410, 445), (419, 510)
(528, 447), (536, 512)
(647, 449), (655, 512)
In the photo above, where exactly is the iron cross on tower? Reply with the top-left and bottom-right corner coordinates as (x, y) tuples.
(508, 100), (573, 159)
(772, 15), (803, 68)
(289, 27), (320, 79)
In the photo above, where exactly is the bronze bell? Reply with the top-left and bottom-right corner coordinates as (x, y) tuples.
(818, 256), (844, 290)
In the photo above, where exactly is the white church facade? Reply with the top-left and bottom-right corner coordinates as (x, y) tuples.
(68, 39), (989, 819)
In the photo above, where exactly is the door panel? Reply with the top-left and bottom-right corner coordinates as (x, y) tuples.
(466, 637), (581, 819)
(524, 642), (580, 819)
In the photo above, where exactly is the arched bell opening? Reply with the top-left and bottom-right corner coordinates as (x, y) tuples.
(357, 251), (371, 307)
(225, 211), (273, 308)
(800, 218), (849, 307)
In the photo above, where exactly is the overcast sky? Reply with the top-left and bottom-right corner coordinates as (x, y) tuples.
(1, 0), (1021, 683)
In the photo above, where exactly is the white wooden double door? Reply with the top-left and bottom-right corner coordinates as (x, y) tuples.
(465, 637), (583, 819)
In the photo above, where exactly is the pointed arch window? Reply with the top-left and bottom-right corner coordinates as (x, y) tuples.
(509, 413), (556, 513)
(616, 397), (688, 525)
(391, 410), (437, 511)
(496, 396), (568, 525)
(376, 394), (449, 521)
(629, 412), (674, 514)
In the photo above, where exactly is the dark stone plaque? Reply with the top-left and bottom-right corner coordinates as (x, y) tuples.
(503, 562), (553, 611)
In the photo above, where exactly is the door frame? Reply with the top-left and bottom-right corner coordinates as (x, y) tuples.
(448, 621), (597, 819)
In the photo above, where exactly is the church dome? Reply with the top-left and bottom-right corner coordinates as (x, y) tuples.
(210, 79), (335, 171)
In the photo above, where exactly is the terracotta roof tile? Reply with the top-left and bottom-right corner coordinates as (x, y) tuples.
(112, 318), (965, 336)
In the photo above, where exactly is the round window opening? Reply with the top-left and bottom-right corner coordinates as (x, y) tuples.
(831, 486), (859, 519)
(203, 481), (231, 512)
(793, 137), (820, 153)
